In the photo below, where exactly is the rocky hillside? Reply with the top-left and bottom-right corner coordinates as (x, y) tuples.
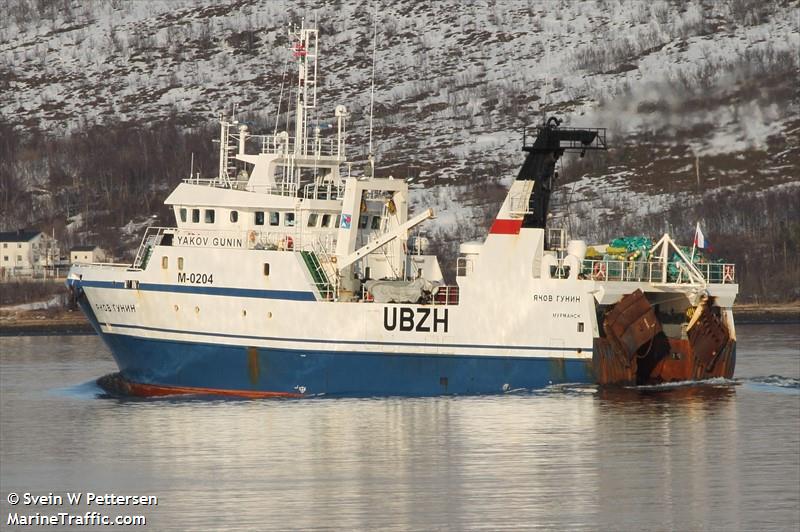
(1, 0), (798, 301)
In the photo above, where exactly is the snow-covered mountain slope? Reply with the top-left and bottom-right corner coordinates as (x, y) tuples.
(1, 0), (799, 299)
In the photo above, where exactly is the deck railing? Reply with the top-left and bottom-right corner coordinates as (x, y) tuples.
(132, 227), (342, 258)
(545, 227), (566, 251)
(132, 226), (168, 269)
(433, 285), (460, 305)
(245, 134), (342, 159)
(579, 259), (735, 284)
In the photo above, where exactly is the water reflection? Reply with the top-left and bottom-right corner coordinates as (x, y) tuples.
(594, 384), (740, 531)
(2, 331), (798, 531)
(596, 381), (737, 404)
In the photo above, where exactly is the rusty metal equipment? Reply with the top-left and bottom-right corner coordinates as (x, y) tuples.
(593, 290), (735, 386)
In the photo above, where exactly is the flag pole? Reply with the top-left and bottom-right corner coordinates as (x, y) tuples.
(690, 222), (698, 263)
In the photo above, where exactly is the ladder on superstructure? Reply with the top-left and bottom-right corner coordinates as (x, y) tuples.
(132, 228), (163, 269)
(301, 243), (336, 300)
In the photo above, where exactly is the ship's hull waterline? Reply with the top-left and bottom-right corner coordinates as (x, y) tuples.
(77, 299), (593, 398)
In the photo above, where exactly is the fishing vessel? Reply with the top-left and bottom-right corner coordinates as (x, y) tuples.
(67, 23), (738, 397)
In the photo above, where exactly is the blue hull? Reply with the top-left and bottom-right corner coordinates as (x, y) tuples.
(74, 291), (592, 397)
(100, 332), (593, 397)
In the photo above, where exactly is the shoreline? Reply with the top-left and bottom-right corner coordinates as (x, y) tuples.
(0, 309), (94, 336)
(2, 303), (798, 336)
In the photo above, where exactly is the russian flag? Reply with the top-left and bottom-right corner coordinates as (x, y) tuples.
(694, 222), (712, 251)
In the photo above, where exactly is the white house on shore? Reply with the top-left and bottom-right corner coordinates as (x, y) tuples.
(70, 245), (106, 264)
(0, 230), (62, 279)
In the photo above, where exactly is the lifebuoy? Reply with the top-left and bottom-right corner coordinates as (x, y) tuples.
(248, 230), (256, 244)
(593, 261), (606, 280)
(723, 265), (734, 282)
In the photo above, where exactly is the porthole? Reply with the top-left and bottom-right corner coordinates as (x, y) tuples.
(162, 256), (168, 269)
(173, 305), (179, 312)
(195, 306), (200, 314)
(267, 312), (273, 319)
(178, 257), (184, 270)
(242, 310), (247, 317)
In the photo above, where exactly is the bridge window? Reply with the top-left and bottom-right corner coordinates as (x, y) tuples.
(269, 212), (280, 226)
(308, 213), (319, 227)
(230, 210), (238, 223)
(192, 209), (200, 223)
(204, 209), (215, 223)
(255, 211), (264, 226)
(179, 208), (187, 222)
(359, 215), (368, 229)
(371, 216), (381, 230)
(321, 214), (331, 227)
(284, 212), (295, 227)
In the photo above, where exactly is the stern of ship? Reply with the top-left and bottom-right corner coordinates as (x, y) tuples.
(587, 235), (738, 386)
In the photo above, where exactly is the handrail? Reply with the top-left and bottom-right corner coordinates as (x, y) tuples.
(545, 228), (566, 251)
(302, 181), (344, 200)
(180, 178), (299, 196)
(245, 134), (343, 158)
(580, 259), (735, 284)
(163, 227), (345, 255)
(132, 226), (167, 269)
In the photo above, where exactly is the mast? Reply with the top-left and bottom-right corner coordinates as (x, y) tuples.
(291, 21), (318, 157)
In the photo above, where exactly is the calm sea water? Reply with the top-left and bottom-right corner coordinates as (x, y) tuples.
(1, 324), (798, 531)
